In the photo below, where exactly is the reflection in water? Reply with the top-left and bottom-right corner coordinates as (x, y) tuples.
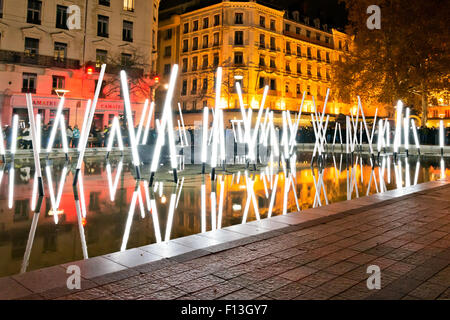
(0, 153), (448, 277)
(46, 164), (68, 224)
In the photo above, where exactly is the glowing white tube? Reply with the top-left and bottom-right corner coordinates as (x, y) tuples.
(31, 172), (38, 210)
(25, 94), (43, 202)
(75, 195), (89, 259)
(120, 71), (141, 167)
(370, 108), (378, 145)
(377, 119), (384, 152)
(356, 96), (373, 154)
(136, 99), (149, 144)
(440, 157), (445, 179)
(411, 119), (420, 151)
(178, 103), (189, 146)
(150, 65), (179, 173)
(249, 86), (268, 162)
(142, 102), (155, 144)
(201, 107), (209, 164)
(8, 168), (14, 208)
(405, 158), (410, 187)
(46, 97), (65, 152)
(211, 191), (216, 231)
(121, 186), (139, 251)
(439, 120), (444, 149)
(393, 100), (403, 153)
(106, 117), (124, 152)
(35, 114), (41, 153)
(201, 183), (206, 233)
(59, 116), (69, 154)
(164, 193), (176, 241)
(175, 177), (184, 208)
(78, 100), (92, 151)
(346, 116), (350, 153)
(217, 179), (224, 229)
(149, 198), (162, 243)
(0, 118), (5, 156)
(177, 120), (184, 147)
(414, 159), (420, 185)
(77, 64), (106, 170)
(404, 108), (410, 152)
(78, 171), (87, 218)
(210, 67), (223, 169)
(10, 115), (19, 154)
(267, 174), (278, 218)
(219, 110), (226, 163)
(106, 160), (123, 201)
(385, 120), (390, 147)
(21, 210), (40, 273)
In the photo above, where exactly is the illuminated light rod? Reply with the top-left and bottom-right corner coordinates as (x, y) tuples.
(142, 102), (155, 144)
(440, 120), (445, 156)
(393, 100), (403, 159)
(26, 93), (44, 197)
(120, 71), (142, 179)
(149, 64), (179, 186)
(74, 64), (106, 186)
(411, 119), (421, 155)
(377, 118), (386, 158)
(356, 96), (374, 156)
(45, 97), (69, 160)
(288, 92), (305, 155)
(210, 67), (225, 180)
(0, 117), (5, 162)
(10, 115), (19, 160)
(177, 103), (189, 146)
(201, 107), (209, 174)
(73, 185), (89, 259)
(135, 99), (149, 145)
(403, 107), (410, 157)
(46, 165), (68, 224)
(105, 117), (124, 159)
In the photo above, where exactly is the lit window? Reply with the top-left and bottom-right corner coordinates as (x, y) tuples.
(123, 0), (134, 12)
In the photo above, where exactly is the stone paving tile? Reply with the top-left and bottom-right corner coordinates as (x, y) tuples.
(219, 288), (262, 300)
(437, 288), (450, 300)
(297, 271), (337, 288)
(265, 281), (312, 300)
(279, 266), (318, 281)
(247, 276), (293, 295)
(138, 287), (187, 300)
(293, 288), (335, 300)
(60, 287), (110, 300)
(316, 277), (359, 296)
(0, 277), (32, 300)
(324, 261), (360, 276)
(174, 275), (225, 294)
(408, 282), (448, 300)
(192, 281), (243, 300)
(114, 279), (171, 299)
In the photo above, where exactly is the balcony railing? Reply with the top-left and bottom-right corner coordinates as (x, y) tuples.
(0, 50), (80, 69)
(283, 31), (334, 49)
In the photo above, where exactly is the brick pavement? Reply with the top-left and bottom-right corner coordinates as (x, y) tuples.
(15, 184), (450, 300)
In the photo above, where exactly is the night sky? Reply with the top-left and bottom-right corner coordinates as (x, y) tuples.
(160, 0), (348, 29)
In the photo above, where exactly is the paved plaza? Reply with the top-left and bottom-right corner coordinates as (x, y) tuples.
(1, 180), (449, 300)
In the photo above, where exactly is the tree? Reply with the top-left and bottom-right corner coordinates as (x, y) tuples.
(332, 0), (450, 125)
(100, 52), (153, 100)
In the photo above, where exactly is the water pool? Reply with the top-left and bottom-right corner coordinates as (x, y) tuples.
(0, 153), (447, 277)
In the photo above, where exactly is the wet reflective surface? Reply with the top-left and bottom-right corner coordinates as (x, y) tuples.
(0, 153), (448, 278)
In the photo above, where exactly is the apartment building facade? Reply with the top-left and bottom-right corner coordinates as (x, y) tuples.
(157, 0), (367, 126)
(0, 0), (159, 129)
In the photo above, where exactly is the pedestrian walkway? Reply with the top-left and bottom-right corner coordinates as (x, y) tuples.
(4, 182), (450, 300)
